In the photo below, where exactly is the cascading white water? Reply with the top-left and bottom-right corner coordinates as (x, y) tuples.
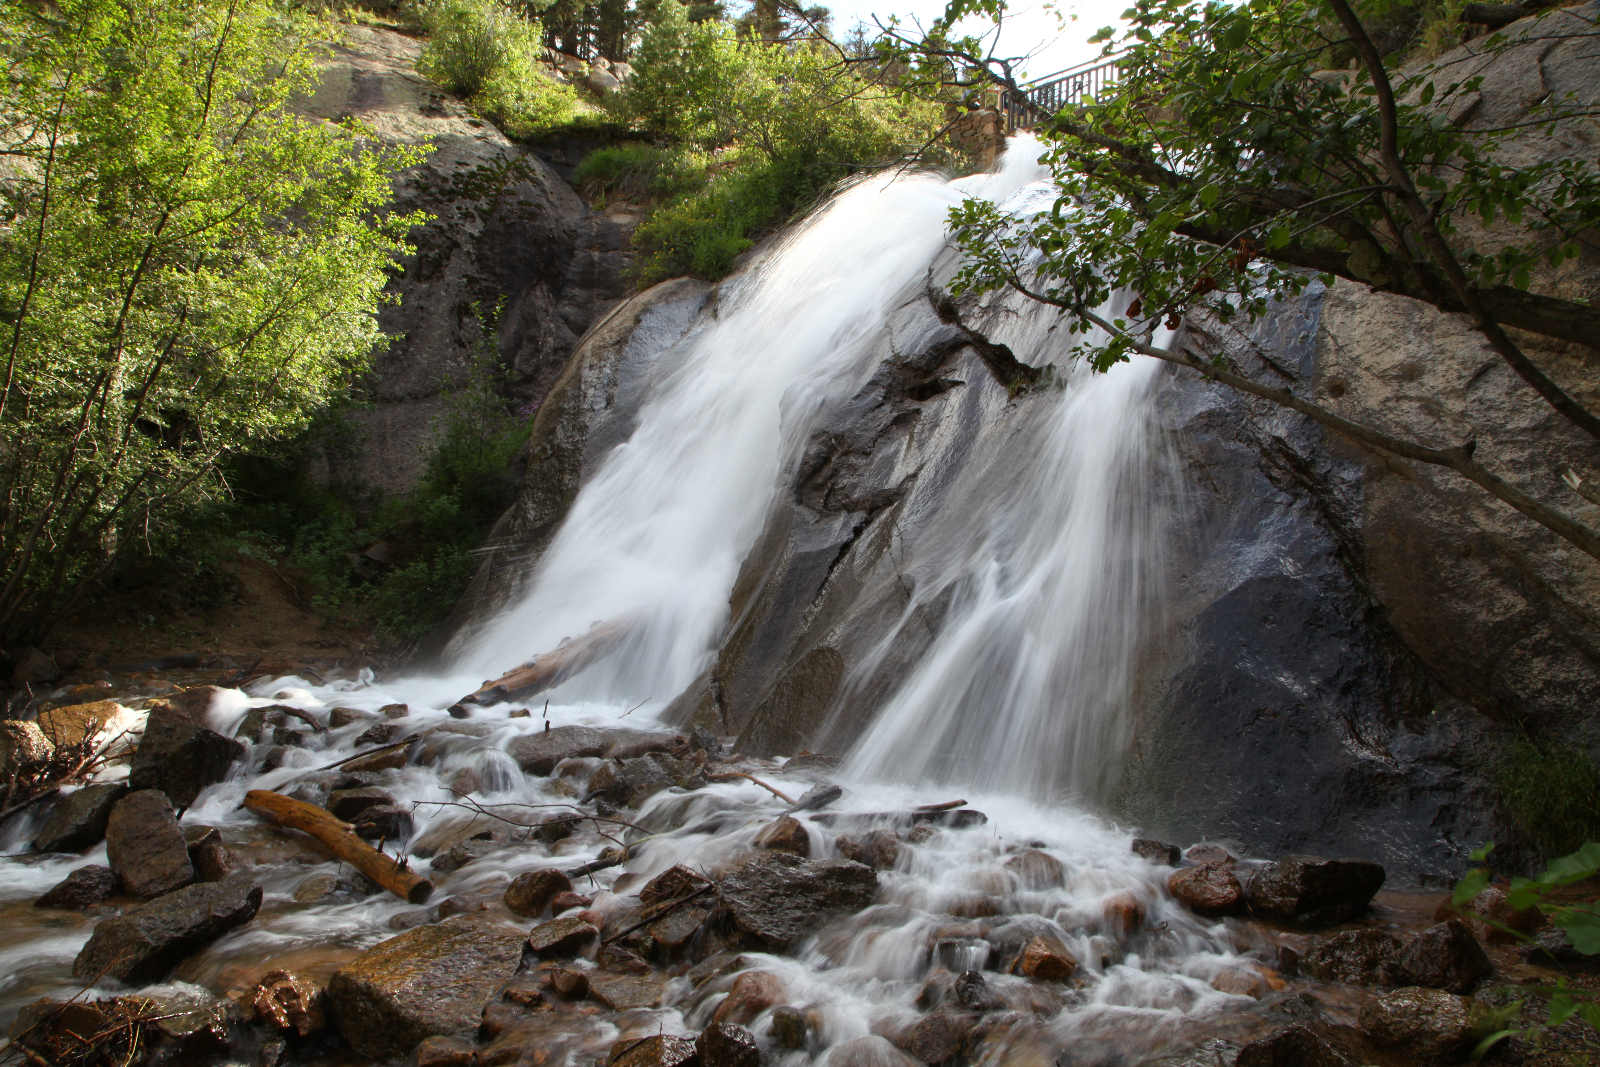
(456, 148), (1054, 710)
(843, 300), (1168, 806)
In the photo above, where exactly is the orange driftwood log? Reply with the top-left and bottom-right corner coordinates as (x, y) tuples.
(243, 789), (432, 904)
(459, 617), (637, 708)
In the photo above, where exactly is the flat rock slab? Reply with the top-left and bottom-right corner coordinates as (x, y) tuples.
(716, 851), (877, 950)
(509, 725), (605, 775)
(33, 783), (128, 853)
(72, 880), (262, 982)
(106, 789), (194, 899)
(587, 972), (663, 1010)
(327, 916), (526, 1061)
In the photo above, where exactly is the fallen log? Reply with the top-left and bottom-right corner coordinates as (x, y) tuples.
(243, 789), (433, 904)
(458, 617), (638, 708)
(914, 799), (967, 812)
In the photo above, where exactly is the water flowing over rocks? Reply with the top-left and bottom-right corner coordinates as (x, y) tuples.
(713, 851), (878, 949)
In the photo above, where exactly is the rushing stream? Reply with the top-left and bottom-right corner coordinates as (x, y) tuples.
(1, 139), (1302, 1066)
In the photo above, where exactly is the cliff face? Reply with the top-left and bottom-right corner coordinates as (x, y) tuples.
(299, 26), (631, 493)
(440, 10), (1600, 882)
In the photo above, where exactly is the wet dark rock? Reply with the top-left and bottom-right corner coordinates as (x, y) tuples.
(598, 944), (650, 973)
(954, 969), (1001, 1011)
(35, 864), (118, 909)
(509, 725), (605, 774)
(251, 969), (326, 1037)
(1102, 890), (1146, 935)
(327, 916), (526, 1060)
(500, 977), (547, 1009)
(714, 970), (785, 1024)
(586, 972), (662, 1010)
(1131, 839), (1181, 866)
(1010, 934), (1077, 980)
(837, 829), (900, 870)
(505, 867), (574, 915)
(356, 721), (398, 747)
(1518, 926), (1600, 970)
(1235, 1024), (1354, 1067)
(327, 786), (396, 822)
(609, 1034), (698, 1067)
(618, 754), (674, 805)
(1301, 929), (1407, 986)
(329, 706), (375, 728)
(714, 851), (878, 949)
(32, 783), (128, 853)
(641, 864), (709, 906)
(551, 890), (593, 912)
(525, 916), (599, 957)
(1004, 849), (1066, 889)
(697, 1021), (760, 1067)
(1397, 919), (1493, 993)
(479, 1000), (534, 1040)
(415, 1035), (477, 1067)
(754, 814), (811, 855)
(0, 720), (51, 771)
(1245, 856), (1385, 926)
(430, 838), (503, 873)
(128, 702), (244, 807)
(1358, 987), (1475, 1062)
(1168, 863), (1245, 914)
(352, 803), (413, 841)
(72, 880), (262, 982)
(828, 1035), (922, 1067)
(1185, 843), (1236, 866)
(184, 827), (242, 883)
(690, 726), (724, 757)
(772, 1005), (810, 1049)
(650, 904), (709, 951)
(906, 1011), (974, 1065)
(105, 788), (194, 898)
(548, 965), (589, 998)
(787, 783), (843, 813)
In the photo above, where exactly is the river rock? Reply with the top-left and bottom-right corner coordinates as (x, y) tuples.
(509, 725), (605, 774)
(185, 828), (241, 883)
(1011, 934), (1077, 980)
(1185, 843), (1235, 866)
(327, 786), (396, 821)
(1397, 919), (1493, 992)
(0, 720), (52, 770)
(251, 970), (326, 1036)
(1235, 1024), (1354, 1067)
(327, 916), (526, 1060)
(548, 965), (589, 998)
(1302, 929), (1407, 986)
(552, 890), (593, 912)
(618, 755), (674, 805)
(329, 706), (375, 728)
(415, 1035), (477, 1067)
(525, 916), (599, 957)
(828, 1035), (923, 1067)
(1102, 891), (1146, 934)
(32, 782), (128, 853)
(836, 829), (900, 870)
(1358, 986), (1475, 1062)
(641, 864), (709, 905)
(105, 789), (194, 898)
(587, 972), (662, 1010)
(35, 865), (119, 909)
(754, 815), (810, 855)
(1518, 926), (1600, 970)
(1004, 849), (1066, 889)
(506, 867), (574, 915)
(698, 1022), (760, 1067)
(72, 880), (262, 982)
(610, 1034), (697, 1067)
(35, 699), (122, 747)
(128, 702), (244, 807)
(715, 851), (878, 949)
(430, 838), (503, 873)
(1168, 863), (1245, 913)
(714, 970), (785, 1024)
(1132, 838), (1181, 865)
(649, 904), (709, 950)
(353, 803), (413, 840)
(1245, 855), (1385, 926)
(905, 1011), (974, 1065)
(1440, 884), (1545, 944)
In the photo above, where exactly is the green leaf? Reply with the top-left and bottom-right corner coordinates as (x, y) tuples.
(1549, 993), (1578, 1027)
(1468, 1030), (1516, 1062)
(1454, 867), (1491, 906)
(1553, 903), (1600, 954)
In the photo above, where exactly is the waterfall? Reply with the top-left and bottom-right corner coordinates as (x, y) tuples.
(455, 146), (1052, 709)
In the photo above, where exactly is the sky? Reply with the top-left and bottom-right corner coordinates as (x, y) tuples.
(824, 0), (1135, 81)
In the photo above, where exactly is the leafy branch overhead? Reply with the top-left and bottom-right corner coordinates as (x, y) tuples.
(880, 0), (1600, 561)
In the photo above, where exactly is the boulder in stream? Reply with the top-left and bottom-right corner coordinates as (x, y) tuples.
(836, 829), (900, 870)
(1131, 839), (1181, 866)
(587, 972), (663, 1010)
(1357, 987), (1476, 1062)
(609, 1034), (698, 1067)
(505, 866), (574, 915)
(326, 915), (526, 1060)
(509, 725), (605, 774)
(128, 701), (243, 807)
(714, 851), (878, 949)
(32, 782), (128, 853)
(1397, 919), (1493, 993)
(754, 814), (810, 855)
(1301, 929), (1407, 986)
(713, 970), (785, 1024)
(1245, 855), (1385, 926)
(640, 864), (709, 905)
(1235, 1024), (1355, 1067)
(0, 720), (52, 771)
(525, 916), (599, 957)
(698, 1022), (760, 1067)
(35, 864), (119, 909)
(105, 788), (194, 898)
(72, 880), (263, 982)
(1167, 862), (1245, 914)
(1010, 934), (1078, 980)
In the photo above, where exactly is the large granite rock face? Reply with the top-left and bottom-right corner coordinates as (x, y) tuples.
(326, 915), (527, 1060)
(300, 26), (633, 494)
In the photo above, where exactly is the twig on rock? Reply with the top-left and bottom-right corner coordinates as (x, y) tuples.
(601, 883), (716, 945)
(707, 772), (795, 804)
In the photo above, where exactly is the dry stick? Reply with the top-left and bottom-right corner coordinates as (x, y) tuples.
(311, 735), (419, 772)
(914, 799), (968, 812)
(243, 789), (433, 904)
(414, 794), (654, 837)
(618, 696), (651, 718)
(707, 772), (795, 805)
(601, 883), (716, 946)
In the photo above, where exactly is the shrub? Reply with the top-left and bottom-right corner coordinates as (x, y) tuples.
(416, 0), (581, 136)
(1496, 733), (1600, 862)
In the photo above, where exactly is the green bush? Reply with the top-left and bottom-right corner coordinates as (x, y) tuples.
(1496, 733), (1600, 862)
(416, 0), (581, 136)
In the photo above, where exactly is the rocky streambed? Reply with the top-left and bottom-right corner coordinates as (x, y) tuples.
(0, 668), (1595, 1067)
